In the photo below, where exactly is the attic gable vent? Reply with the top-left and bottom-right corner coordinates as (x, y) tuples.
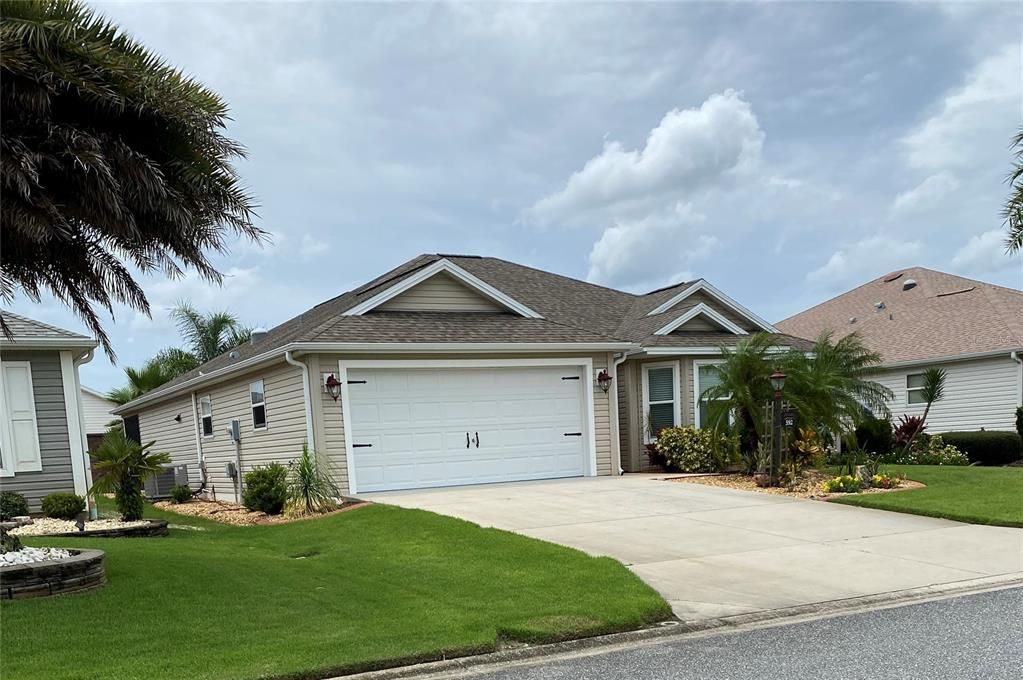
(902, 279), (917, 291)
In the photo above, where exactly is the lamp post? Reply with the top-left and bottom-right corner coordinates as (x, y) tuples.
(769, 371), (786, 484)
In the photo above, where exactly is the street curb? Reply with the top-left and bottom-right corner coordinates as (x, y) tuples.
(331, 573), (1023, 680)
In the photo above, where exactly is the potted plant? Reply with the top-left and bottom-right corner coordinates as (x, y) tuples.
(753, 443), (772, 487)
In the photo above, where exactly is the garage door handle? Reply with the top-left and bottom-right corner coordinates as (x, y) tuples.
(466, 432), (470, 449)
(353, 443), (372, 448)
(564, 432), (582, 437)
(475, 431), (480, 448)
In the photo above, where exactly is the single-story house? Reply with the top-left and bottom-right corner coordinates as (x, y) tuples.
(777, 267), (1023, 432)
(80, 385), (116, 451)
(113, 254), (811, 499)
(0, 312), (98, 511)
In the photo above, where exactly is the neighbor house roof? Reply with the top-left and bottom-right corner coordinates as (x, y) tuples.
(0, 311), (97, 349)
(776, 267), (1023, 364)
(115, 254), (809, 413)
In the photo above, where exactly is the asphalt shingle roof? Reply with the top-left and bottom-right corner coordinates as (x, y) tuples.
(1, 311), (93, 342)
(776, 267), (1023, 363)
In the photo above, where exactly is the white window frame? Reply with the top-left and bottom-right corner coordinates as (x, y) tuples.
(641, 361), (681, 443)
(693, 359), (730, 429)
(199, 395), (214, 438)
(0, 360), (42, 475)
(250, 379), (267, 430)
(906, 373), (927, 405)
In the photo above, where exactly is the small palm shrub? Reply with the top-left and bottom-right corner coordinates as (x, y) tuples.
(89, 428), (171, 521)
(655, 427), (717, 473)
(823, 475), (862, 493)
(41, 492), (85, 520)
(243, 464), (288, 515)
(0, 491), (30, 520)
(170, 484), (193, 504)
(286, 446), (341, 515)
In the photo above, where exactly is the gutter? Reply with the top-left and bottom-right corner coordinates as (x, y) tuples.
(284, 350), (316, 451)
(112, 341), (640, 415)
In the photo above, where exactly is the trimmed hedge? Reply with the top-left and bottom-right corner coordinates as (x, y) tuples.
(855, 416), (892, 455)
(938, 431), (1022, 466)
(41, 492), (86, 520)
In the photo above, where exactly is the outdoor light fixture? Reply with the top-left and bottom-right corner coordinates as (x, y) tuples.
(770, 371), (787, 393)
(596, 369), (613, 394)
(324, 373), (342, 401)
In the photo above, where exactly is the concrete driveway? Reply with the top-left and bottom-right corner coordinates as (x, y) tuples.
(362, 475), (1023, 621)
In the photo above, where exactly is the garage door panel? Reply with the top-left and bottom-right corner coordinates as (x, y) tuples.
(347, 365), (590, 492)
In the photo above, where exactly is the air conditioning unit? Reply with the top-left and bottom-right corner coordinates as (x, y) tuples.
(144, 465), (189, 499)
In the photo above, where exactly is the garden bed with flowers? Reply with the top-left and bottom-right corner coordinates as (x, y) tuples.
(670, 471), (924, 499)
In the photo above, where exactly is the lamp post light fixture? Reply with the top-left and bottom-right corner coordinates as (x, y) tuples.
(769, 371), (786, 484)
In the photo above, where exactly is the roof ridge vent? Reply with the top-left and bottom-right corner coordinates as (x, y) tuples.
(936, 286), (976, 298)
(902, 278), (917, 291)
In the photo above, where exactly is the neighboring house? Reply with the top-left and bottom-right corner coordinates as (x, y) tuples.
(778, 267), (1023, 433)
(81, 386), (117, 451)
(113, 254), (811, 500)
(0, 312), (98, 511)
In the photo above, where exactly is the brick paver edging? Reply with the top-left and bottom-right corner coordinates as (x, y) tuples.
(1, 549), (106, 600)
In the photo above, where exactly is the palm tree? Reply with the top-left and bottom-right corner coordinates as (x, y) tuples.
(0, 0), (263, 358)
(701, 333), (776, 454)
(89, 428), (171, 520)
(898, 367), (946, 458)
(170, 302), (253, 363)
(1006, 128), (1023, 253)
(107, 360), (176, 405)
(780, 331), (893, 442)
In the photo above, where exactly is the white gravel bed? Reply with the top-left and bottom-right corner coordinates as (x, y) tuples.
(0, 547), (73, 566)
(9, 517), (150, 536)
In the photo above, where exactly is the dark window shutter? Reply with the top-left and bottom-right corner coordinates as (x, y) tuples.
(123, 415), (141, 444)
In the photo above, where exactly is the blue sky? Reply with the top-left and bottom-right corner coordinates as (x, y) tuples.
(8, 1), (1022, 392)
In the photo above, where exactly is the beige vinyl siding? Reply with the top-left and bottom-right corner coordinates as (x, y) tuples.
(871, 355), (1021, 432)
(198, 362), (307, 502)
(674, 290), (759, 332)
(312, 352), (614, 494)
(616, 361), (631, 470)
(376, 272), (504, 312)
(138, 395), (202, 486)
(1, 351), (76, 511)
(669, 316), (719, 332)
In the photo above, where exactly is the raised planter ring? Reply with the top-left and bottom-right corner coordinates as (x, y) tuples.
(1, 549), (106, 600)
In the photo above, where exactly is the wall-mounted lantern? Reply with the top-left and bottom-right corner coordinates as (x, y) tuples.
(595, 369), (613, 394)
(323, 373), (342, 401)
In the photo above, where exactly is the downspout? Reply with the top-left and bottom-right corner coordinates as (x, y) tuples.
(610, 350), (639, 475)
(285, 350), (316, 451)
(73, 349), (98, 519)
(190, 392), (206, 484)
(1012, 351), (1023, 407)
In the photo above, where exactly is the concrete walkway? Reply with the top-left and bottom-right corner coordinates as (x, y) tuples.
(362, 475), (1023, 621)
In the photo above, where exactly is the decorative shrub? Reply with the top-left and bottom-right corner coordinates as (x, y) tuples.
(871, 474), (901, 489)
(1016, 407), (1023, 442)
(41, 492), (86, 520)
(242, 463), (288, 515)
(791, 427), (825, 471)
(855, 416), (893, 457)
(645, 442), (671, 471)
(170, 484), (193, 504)
(0, 527), (22, 554)
(287, 446), (341, 515)
(823, 475), (862, 493)
(654, 427), (717, 473)
(911, 435), (969, 466)
(0, 491), (30, 521)
(893, 415), (925, 448)
(89, 428), (171, 521)
(937, 431), (1022, 466)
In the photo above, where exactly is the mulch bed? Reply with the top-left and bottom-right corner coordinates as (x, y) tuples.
(153, 498), (367, 526)
(668, 471), (925, 500)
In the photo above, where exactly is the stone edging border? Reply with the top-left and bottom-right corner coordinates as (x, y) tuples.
(333, 572), (1023, 680)
(27, 519), (169, 538)
(0, 549), (106, 600)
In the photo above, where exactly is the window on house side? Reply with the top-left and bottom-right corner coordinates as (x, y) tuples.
(906, 373), (928, 405)
(695, 362), (729, 429)
(200, 395), (213, 437)
(250, 380), (267, 429)
(644, 364), (677, 441)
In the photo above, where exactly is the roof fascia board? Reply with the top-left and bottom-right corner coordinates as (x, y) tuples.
(877, 348), (1023, 370)
(641, 345), (794, 356)
(645, 280), (779, 332)
(1, 338), (98, 350)
(112, 340), (638, 414)
(342, 259), (544, 319)
(653, 303), (749, 336)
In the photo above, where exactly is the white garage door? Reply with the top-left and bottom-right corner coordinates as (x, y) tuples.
(346, 364), (590, 493)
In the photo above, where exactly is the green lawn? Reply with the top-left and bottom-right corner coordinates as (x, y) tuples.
(830, 465), (1023, 527)
(2, 503), (669, 680)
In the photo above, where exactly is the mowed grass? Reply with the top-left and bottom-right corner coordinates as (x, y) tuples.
(830, 465), (1023, 527)
(1, 503), (670, 680)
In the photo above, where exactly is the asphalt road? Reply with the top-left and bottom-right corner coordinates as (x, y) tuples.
(449, 588), (1023, 680)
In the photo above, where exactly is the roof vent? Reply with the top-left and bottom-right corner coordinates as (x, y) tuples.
(936, 286), (975, 298)
(250, 328), (268, 344)
(874, 301), (885, 310)
(848, 316), (857, 325)
(228, 350), (240, 360)
(883, 272), (903, 283)
(902, 279), (917, 291)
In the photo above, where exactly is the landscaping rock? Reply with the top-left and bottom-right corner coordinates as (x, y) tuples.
(9, 518), (169, 538)
(0, 547), (72, 566)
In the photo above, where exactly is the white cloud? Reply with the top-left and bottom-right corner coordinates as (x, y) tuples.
(806, 236), (923, 290)
(901, 43), (1019, 172)
(891, 172), (960, 215)
(585, 203), (717, 290)
(527, 90), (764, 226)
(128, 267), (264, 332)
(299, 234), (329, 258)
(950, 229), (1016, 274)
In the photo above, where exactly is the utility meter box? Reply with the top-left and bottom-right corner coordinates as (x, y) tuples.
(226, 419), (241, 442)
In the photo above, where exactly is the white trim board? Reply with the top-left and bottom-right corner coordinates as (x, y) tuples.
(645, 280), (779, 333)
(343, 259), (544, 319)
(338, 357), (598, 495)
(653, 303), (749, 336)
(59, 351), (90, 497)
